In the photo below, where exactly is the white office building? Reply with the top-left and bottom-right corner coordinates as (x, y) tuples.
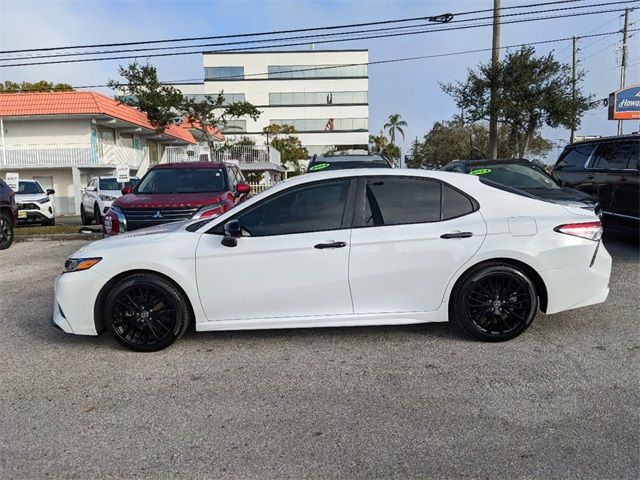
(174, 49), (369, 157)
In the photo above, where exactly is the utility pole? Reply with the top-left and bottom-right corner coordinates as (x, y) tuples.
(570, 36), (577, 144)
(618, 8), (629, 135)
(488, 0), (501, 159)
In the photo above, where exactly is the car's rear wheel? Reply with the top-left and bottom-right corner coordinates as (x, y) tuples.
(80, 205), (90, 225)
(41, 217), (55, 227)
(93, 204), (102, 225)
(0, 212), (14, 250)
(104, 273), (191, 352)
(450, 263), (538, 342)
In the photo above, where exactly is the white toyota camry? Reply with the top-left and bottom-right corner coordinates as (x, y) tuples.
(52, 169), (611, 351)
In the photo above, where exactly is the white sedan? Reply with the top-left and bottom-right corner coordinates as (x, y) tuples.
(53, 169), (611, 351)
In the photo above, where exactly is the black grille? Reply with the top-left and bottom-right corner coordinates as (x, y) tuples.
(122, 207), (200, 230)
(17, 203), (38, 210)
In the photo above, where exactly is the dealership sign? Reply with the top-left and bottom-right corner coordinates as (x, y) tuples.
(608, 84), (640, 120)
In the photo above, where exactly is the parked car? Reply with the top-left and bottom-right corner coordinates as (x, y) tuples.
(0, 178), (18, 250)
(81, 176), (139, 225)
(55, 169), (610, 351)
(306, 153), (393, 172)
(552, 134), (639, 234)
(15, 180), (56, 226)
(103, 162), (250, 236)
(441, 159), (601, 216)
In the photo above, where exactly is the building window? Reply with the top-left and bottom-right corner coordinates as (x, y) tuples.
(205, 67), (245, 80)
(271, 118), (368, 132)
(269, 91), (368, 105)
(222, 120), (247, 133)
(268, 64), (367, 79)
(185, 93), (246, 104)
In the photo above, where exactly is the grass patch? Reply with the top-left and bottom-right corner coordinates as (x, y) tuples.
(16, 225), (100, 235)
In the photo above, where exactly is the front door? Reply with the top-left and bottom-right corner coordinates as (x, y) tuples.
(349, 176), (487, 314)
(195, 178), (356, 321)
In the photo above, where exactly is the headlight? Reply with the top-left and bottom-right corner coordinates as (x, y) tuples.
(192, 202), (225, 220)
(36, 197), (50, 204)
(99, 194), (117, 201)
(63, 257), (102, 273)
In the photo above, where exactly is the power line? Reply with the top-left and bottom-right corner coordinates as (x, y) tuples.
(0, 7), (630, 68)
(0, 0), (587, 55)
(1, 1), (625, 62)
(70, 29), (639, 89)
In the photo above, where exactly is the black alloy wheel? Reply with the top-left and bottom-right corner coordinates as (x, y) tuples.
(105, 273), (190, 351)
(451, 263), (538, 341)
(0, 212), (14, 250)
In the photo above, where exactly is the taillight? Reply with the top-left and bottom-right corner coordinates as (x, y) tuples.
(103, 211), (119, 236)
(554, 221), (603, 241)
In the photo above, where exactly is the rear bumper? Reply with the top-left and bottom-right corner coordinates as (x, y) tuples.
(542, 242), (612, 314)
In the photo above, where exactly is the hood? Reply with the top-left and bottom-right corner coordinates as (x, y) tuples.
(101, 190), (122, 198)
(78, 221), (187, 254)
(15, 192), (50, 202)
(520, 186), (597, 206)
(113, 191), (226, 209)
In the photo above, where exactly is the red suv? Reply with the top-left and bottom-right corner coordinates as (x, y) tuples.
(0, 178), (18, 249)
(104, 162), (251, 236)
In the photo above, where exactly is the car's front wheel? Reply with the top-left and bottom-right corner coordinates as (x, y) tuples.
(0, 212), (14, 250)
(80, 204), (91, 225)
(450, 263), (538, 342)
(93, 204), (102, 225)
(104, 273), (191, 351)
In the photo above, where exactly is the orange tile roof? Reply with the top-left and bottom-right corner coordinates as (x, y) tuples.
(180, 117), (225, 142)
(0, 91), (196, 144)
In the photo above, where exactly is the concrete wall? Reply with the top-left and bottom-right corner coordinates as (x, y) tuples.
(2, 118), (92, 146)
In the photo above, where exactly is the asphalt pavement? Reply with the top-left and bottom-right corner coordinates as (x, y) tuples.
(0, 236), (638, 479)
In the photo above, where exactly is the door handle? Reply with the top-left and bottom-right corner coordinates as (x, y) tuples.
(440, 231), (473, 239)
(314, 241), (347, 249)
(619, 177), (627, 182)
(586, 175), (595, 180)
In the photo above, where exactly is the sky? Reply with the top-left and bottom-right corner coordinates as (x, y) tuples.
(0, 0), (638, 163)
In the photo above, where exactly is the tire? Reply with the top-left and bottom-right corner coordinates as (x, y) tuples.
(0, 211), (14, 250)
(450, 263), (538, 342)
(41, 217), (56, 227)
(104, 273), (191, 352)
(94, 204), (102, 225)
(80, 205), (91, 225)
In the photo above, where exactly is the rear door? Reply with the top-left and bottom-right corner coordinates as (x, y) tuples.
(348, 176), (487, 314)
(609, 139), (640, 225)
(553, 143), (597, 194)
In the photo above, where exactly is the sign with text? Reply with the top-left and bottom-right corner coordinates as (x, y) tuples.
(116, 164), (130, 184)
(608, 84), (640, 120)
(5, 172), (19, 191)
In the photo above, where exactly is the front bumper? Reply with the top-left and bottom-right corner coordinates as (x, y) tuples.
(542, 241), (612, 314)
(52, 270), (107, 336)
(18, 205), (54, 223)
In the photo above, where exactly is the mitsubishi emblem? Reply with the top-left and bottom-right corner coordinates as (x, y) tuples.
(153, 210), (163, 219)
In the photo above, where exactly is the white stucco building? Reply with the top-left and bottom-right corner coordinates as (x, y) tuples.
(173, 49), (369, 157)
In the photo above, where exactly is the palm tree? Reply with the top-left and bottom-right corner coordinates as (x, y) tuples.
(384, 114), (408, 144)
(369, 130), (388, 153)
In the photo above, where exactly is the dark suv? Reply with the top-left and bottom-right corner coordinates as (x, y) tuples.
(307, 154), (393, 172)
(104, 162), (251, 236)
(553, 134), (639, 234)
(0, 178), (18, 250)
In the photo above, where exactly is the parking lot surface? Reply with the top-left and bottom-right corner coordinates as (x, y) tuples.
(0, 237), (638, 479)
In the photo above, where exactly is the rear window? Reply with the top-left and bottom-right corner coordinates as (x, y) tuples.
(136, 168), (226, 194)
(470, 164), (559, 190)
(589, 140), (639, 170)
(308, 157), (391, 172)
(554, 143), (595, 171)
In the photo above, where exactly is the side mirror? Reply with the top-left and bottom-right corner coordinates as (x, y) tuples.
(121, 185), (134, 195)
(46, 188), (55, 195)
(86, 185), (96, 192)
(80, 187), (86, 194)
(221, 220), (242, 247)
(235, 182), (251, 195)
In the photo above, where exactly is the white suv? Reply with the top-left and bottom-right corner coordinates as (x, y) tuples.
(15, 180), (56, 226)
(81, 176), (139, 225)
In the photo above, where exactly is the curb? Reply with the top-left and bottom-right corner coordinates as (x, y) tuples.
(15, 234), (103, 242)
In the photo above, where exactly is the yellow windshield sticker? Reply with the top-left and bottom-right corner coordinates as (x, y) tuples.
(470, 168), (492, 175)
(309, 163), (331, 171)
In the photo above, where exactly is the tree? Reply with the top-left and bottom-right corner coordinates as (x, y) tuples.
(263, 124), (309, 173)
(413, 118), (551, 168)
(441, 46), (592, 157)
(382, 143), (401, 166)
(383, 114), (408, 144)
(108, 61), (261, 150)
(0, 81), (73, 93)
(368, 130), (388, 153)
(406, 137), (427, 168)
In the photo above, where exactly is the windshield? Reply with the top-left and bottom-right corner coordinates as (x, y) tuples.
(308, 160), (391, 172)
(18, 181), (44, 194)
(470, 164), (559, 189)
(99, 178), (139, 191)
(136, 168), (226, 194)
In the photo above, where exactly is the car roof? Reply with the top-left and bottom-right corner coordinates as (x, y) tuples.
(569, 133), (639, 146)
(19, 179), (39, 183)
(152, 161), (226, 169)
(447, 158), (533, 167)
(309, 154), (388, 163)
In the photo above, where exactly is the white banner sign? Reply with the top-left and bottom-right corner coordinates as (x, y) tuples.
(5, 172), (19, 191)
(116, 164), (130, 184)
